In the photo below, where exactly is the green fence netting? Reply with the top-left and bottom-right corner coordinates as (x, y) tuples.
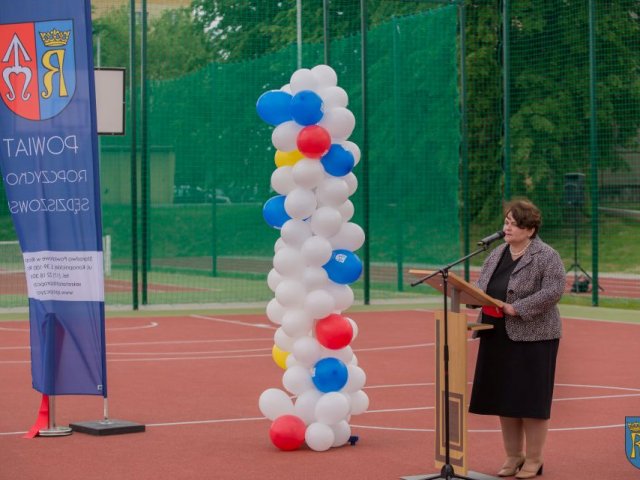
(1, 0), (638, 309)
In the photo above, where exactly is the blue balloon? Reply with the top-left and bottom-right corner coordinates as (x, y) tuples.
(312, 357), (348, 393)
(321, 144), (355, 177)
(256, 90), (292, 125)
(323, 249), (363, 285)
(290, 90), (324, 126)
(263, 195), (291, 229)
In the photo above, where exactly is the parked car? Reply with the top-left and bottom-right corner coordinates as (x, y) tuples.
(173, 185), (231, 204)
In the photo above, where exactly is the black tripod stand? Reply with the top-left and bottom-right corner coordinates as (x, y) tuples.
(566, 205), (603, 293)
(409, 234), (503, 480)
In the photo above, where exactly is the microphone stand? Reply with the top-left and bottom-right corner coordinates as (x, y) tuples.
(410, 241), (496, 480)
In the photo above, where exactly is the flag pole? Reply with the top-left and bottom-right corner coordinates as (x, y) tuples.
(38, 396), (72, 437)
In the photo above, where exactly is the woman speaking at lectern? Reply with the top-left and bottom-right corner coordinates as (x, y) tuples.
(469, 199), (565, 479)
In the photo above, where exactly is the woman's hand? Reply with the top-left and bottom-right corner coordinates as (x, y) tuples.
(502, 303), (517, 316)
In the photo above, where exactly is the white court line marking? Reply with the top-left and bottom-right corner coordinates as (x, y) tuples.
(108, 353), (271, 362)
(0, 337), (273, 351)
(554, 393), (640, 401)
(108, 337), (272, 347)
(0, 353), (273, 364)
(1, 420), (627, 437)
(0, 341), (431, 363)
(0, 326), (28, 332)
(365, 382), (435, 389)
(105, 343), (432, 357)
(147, 416), (266, 428)
(0, 321), (159, 334)
(0, 382), (637, 435)
(366, 406), (434, 414)
(556, 382), (640, 392)
(108, 322), (159, 331)
(191, 314), (275, 330)
(351, 423), (628, 433)
(109, 347), (272, 356)
(357, 343), (434, 352)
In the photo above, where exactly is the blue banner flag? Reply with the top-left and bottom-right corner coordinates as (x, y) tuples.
(0, 0), (106, 396)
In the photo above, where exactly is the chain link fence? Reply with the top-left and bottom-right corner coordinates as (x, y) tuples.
(1, 0), (638, 309)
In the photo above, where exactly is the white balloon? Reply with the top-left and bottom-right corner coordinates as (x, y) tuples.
(284, 187), (317, 220)
(305, 422), (335, 452)
(329, 222), (365, 251)
(331, 421), (352, 447)
(343, 365), (366, 393)
(281, 309), (313, 337)
(322, 345), (353, 364)
(290, 68), (318, 93)
(258, 388), (294, 421)
(311, 64), (338, 87)
(275, 279), (306, 308)
(324, 282), (354, 312)
(346, 317), (358, 340)
(310, 206), (343, 238)
(341, 141), (361, 166)
(319, 107), (355, 140)
(273, 247), (305, 276)
(292, 336), (322, 367)
(274, 327), (296, 351)
(301, 236), (333, 267)
(350, 353), (358, 366)
(270, 166), (296, 195)
(274, 237), (287, 252)
(281, 83), (292, 93)
(281, 219), (312, 248)
(336, 200), (355, 222)
(294, 389), (322, 425)
(350, 390), (369, 415)
(316, 177), (349, 207)
(292, 158), (325, 189)
(267, 268), (283, 292)
(315, 392), (351, 425)
(343, 173), (358, 196)
(285, 353), (300, 368)
(266, 298), (286, 324)
(304, 289), (336, 319)
(319, 86), (348, 108)
(283, 365), (314, 395)
(272, 121), (302, 151)
(302, 266), (329, 290)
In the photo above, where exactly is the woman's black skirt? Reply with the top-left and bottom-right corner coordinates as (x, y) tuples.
(469, 315), (560, 419)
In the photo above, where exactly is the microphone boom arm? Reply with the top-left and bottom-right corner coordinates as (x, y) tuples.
(410, 243), (490, 287)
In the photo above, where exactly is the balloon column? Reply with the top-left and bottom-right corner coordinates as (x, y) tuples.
(257, 65), (368, 452)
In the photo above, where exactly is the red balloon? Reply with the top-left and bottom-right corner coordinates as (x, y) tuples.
(315, 313), (353, 350)
(269, 415), (306, 451)
(296, 125), (331, 158)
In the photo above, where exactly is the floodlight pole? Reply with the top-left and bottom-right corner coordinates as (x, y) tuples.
(296, 0), (302, 68)
(323, 0), (330, 65)
(129, 0), (139, 310)
(360, 0), (370, 305)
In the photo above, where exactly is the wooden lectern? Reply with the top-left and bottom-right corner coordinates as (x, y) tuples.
(409, 269), (503, 478)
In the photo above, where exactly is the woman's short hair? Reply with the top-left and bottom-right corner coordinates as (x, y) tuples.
(503, 199), (542, 238)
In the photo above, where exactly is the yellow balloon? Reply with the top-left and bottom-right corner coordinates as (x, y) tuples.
(272, 344), (290, 370)
(275, 149), (304, 167)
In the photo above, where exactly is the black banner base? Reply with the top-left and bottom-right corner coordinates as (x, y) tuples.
(70, 419), (145, 436)
(401, 471), (498, 480)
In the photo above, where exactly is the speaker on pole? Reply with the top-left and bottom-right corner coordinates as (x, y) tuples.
(562, 172), (602, 294)
(563, 172), (585, 208)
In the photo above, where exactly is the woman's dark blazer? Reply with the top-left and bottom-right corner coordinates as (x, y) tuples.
(475, 236), (566, 341)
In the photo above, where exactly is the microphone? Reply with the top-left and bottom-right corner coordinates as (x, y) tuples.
(477, 230), (505, 246)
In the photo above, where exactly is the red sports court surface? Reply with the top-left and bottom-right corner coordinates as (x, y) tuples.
(1, 309), (639, 479)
